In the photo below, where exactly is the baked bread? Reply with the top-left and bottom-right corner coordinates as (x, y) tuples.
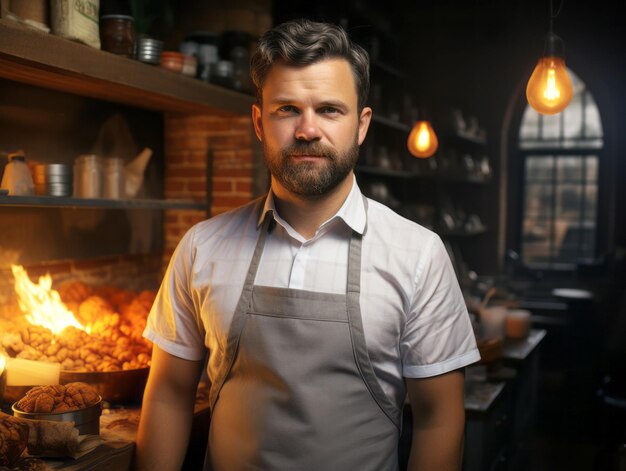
(15, 382), (100, 414)
(0, 412), (29, 467)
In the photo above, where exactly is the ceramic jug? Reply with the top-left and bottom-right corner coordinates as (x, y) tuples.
(1, 152), (34, 195)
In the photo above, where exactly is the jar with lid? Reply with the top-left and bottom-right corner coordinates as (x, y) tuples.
(100, 15), (135, 57)
(73, 154), (103, 198)
(0, 151), (34, 195)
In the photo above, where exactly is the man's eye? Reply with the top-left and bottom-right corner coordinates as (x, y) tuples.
(319, 107), (339, 114)
(277, 105), (298, 113)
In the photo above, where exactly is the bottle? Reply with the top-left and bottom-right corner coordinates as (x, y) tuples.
(0, 151), (34, 195)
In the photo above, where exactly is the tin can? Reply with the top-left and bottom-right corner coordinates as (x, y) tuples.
(73, 154), (102, 198)
(103, 158), (125, 199)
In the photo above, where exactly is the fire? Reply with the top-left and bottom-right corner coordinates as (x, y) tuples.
(0, 353), (6, 374)
(11, 265), (86, 335)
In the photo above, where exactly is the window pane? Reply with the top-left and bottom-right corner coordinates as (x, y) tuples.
(523, 219), (552, 264)
(520, 106), (539, 140)
(585, 155), (598, 181)
(556, 184), (582, 220)
(557, 157), (582, 181)
(584, 92), (603, 139)
(563, 92), (583, 140)
(525, 183), (553, 218)
(584, 184), (597, 219)
(526, 155), (553, 181)
(542, 113), (560, 140)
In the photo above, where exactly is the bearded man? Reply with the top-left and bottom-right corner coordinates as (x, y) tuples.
(136, 19), (479, 471)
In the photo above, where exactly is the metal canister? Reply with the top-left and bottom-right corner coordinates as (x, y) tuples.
(103, 158), (125, 199)
(45, 163), (72, 196)
(73, 154), (102, 198)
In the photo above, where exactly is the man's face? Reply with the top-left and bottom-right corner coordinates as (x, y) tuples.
(252, 58), (372, 199)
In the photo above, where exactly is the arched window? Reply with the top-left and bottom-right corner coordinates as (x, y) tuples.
(517, 69), (603, 270)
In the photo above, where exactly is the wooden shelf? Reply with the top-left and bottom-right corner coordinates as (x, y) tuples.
(356, 166), (491, 184)
(447, 131), (487, 147)
(414, 172), (492, 184)
(0, 18), (254, 115)
(371, 114), (411, 132)
(0, 194), (207, 210)
(356, 165), (414, 179)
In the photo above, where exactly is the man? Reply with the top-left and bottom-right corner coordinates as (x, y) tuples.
(136, 19), (480, 471)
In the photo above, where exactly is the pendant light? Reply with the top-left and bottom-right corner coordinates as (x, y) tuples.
(407, 109), (438, 159)
(526, 0), (573, 115)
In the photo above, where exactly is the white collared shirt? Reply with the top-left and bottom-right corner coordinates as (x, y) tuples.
(144, 178), (480, 407)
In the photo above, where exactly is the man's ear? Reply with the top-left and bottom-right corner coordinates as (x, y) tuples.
(358, 106), (372, 145)
(252, 103), (263, 142)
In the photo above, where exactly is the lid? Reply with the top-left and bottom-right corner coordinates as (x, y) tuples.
(161, 51), (185, 59)
(100, 14), (134, 21)
(7, 151), (25, 162)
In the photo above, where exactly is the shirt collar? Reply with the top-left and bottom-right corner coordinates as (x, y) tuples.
(257, 175), (367, 236)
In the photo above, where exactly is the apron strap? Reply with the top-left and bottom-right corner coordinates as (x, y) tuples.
(346, 199), (402, 429)
(209, 202), (273, 410)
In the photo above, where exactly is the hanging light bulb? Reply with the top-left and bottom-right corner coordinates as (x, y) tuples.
(526, 1), (573, 115)
(407, 120), (438, 159)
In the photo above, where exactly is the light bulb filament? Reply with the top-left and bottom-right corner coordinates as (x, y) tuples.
(543, 68), (561, 101)
(417, 125), (430, 151)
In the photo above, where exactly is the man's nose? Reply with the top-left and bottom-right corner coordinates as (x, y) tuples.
(294, 110), (322, 141)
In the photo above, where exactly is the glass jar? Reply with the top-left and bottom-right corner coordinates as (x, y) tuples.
(73, 154), (102, 198)
(100, 15), (135, 57)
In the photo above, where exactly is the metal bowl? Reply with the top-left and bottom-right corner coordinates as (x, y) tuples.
(13, 397), (102, 435)
(60, 367), (149, 404)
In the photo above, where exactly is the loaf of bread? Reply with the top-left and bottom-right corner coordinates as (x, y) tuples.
(15, 382), (100, 414)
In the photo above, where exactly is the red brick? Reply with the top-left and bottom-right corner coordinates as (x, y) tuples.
(165, 181), (185, 192)
(212, 195), (253, 208)
(208, 134), (252, 149)
(212, 180), (233, 192)
(213, 167), (254, 178)
(235, 149), (254, 161)
(166, 135), (210, 151)
(168, 168), (208, 179)
(234, 179), (253, 193)
(187, 181), (209, 192)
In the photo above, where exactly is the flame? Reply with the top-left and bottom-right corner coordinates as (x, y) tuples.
(0, 353), (6, 375)
(11, 265), (86, 335)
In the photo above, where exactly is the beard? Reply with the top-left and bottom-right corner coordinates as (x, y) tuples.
(263, 137), (360, 199)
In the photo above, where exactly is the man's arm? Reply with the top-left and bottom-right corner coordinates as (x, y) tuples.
(134, 345), (204, 471)
(406, 369), (466, 471)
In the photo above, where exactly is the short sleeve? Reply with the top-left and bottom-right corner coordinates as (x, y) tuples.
(400, 234), (480, 377)
(143, 227), (207, 361)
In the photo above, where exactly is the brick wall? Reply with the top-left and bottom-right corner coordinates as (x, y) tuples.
(163, 113), (260, 260)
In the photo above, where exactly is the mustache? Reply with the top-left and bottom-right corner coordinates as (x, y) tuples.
(281, 141), (336, 159)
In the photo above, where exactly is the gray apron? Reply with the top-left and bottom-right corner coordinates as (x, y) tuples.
(204, 203), (402, 471)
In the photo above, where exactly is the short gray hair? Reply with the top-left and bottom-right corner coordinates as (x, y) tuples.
(251, 19), (370, 111)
